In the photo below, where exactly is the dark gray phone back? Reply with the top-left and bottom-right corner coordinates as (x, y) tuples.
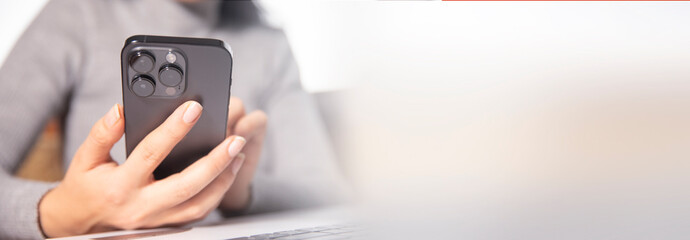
(121, 35), (232, 179)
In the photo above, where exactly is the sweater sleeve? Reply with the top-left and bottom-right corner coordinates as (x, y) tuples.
(0, 0), (87, 238)
(245, 31), (349, 214)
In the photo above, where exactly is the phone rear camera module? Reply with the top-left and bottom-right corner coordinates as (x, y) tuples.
(159, 65), (183, 87)
(131, 75), (155, 97)
(130, 51), (155, 73)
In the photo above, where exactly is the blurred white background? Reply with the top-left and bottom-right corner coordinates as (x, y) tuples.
(0, 1), (48, 67)
(334, 2), (690, 239)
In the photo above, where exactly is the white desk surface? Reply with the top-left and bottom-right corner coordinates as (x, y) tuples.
(52, 206), (351, 240)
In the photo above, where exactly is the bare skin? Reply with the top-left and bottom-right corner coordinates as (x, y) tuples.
(39, 97), (267, 237)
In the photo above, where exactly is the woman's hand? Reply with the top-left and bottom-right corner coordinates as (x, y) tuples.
(39, 101), (247, 237)
(219, 97), (268, 213)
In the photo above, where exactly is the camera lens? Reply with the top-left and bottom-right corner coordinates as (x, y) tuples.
(130, 52), (154, 73)
(131, 75), (155, 97)
(159, 65), (183, 87)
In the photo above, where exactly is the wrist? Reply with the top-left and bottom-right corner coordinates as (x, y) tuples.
(38, 186), (93, 237)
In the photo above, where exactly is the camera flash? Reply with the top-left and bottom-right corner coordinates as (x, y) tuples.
(166, 87), (176, 96)
(165, 52), (176, 63)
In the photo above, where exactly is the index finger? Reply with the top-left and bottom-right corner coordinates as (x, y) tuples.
(120, 101), (203, 180)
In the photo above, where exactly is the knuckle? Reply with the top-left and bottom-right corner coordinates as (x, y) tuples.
(255, 110), (268, 121)
(236, 120), (258, 137)
(236, 102), (246, 114)
(255, 111), (268, 129)
(241, 111), (268, 129)
(235, 119), (251, 134)
(138, 144), (163, 168)
(174, 180), (195, 201)
(230, 99), (246, 115)
(103, 187), (128, 206)
(88, 129), (111, 148)
(232, 98), (245, 108)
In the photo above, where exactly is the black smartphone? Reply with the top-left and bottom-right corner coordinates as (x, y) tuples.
(121, 35), (233, 179)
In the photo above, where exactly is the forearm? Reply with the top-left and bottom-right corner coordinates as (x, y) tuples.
(0, 173), (58, 239)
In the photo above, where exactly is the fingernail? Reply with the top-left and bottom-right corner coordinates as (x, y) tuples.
(183, 102), (203, 123)
(227, 136), (246, 157)
(232, 153), (246, 175)
(105, 104), (120, 127)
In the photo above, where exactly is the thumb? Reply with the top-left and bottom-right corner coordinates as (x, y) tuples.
(73, 104), (124, 170)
